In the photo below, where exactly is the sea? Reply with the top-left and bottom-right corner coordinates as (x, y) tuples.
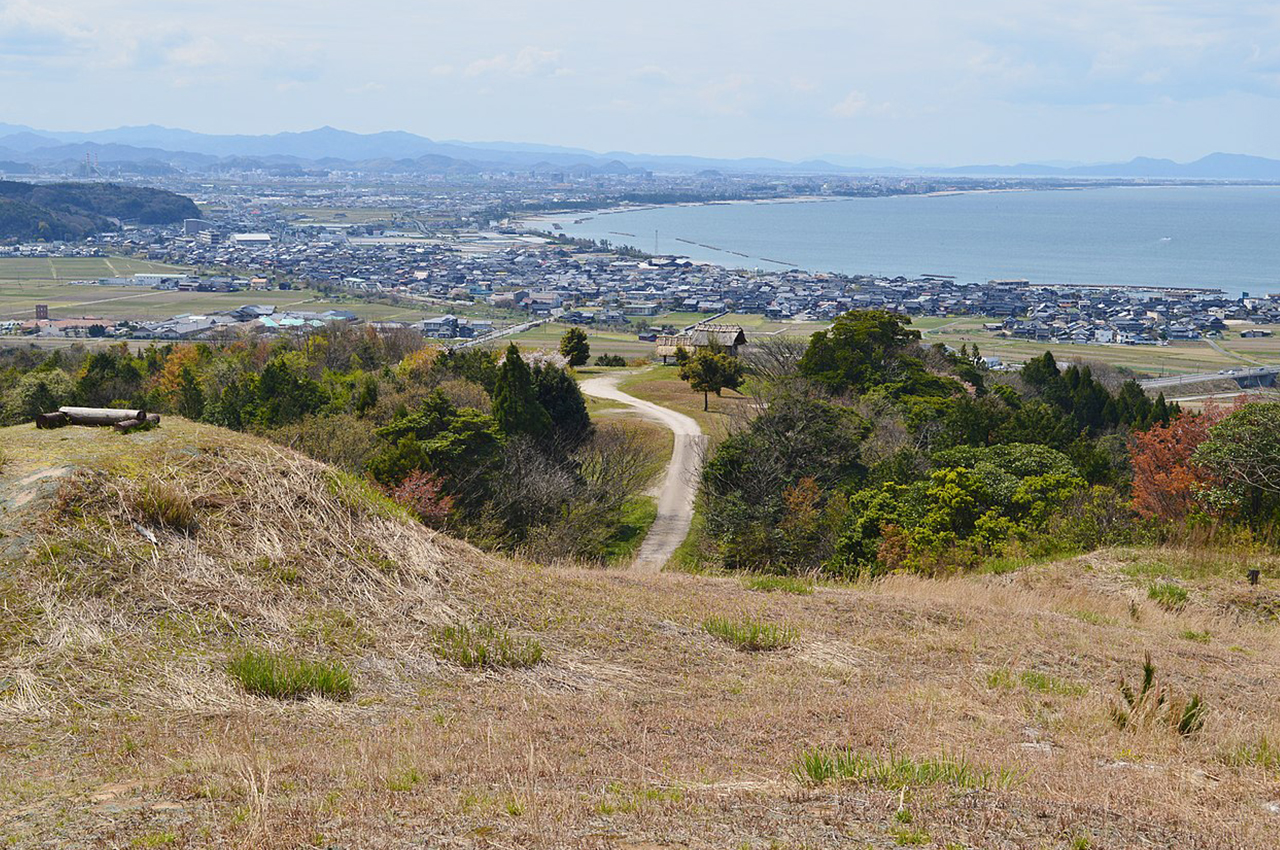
(536, 185), (1280, 298)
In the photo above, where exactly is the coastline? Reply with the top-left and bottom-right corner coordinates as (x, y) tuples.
(519, 184), (1280, 295)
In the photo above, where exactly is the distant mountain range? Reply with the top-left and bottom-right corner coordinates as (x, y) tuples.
(1, 122), (1279, 180)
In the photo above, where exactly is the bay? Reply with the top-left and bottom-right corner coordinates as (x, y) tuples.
(540, 185), (1280, 298)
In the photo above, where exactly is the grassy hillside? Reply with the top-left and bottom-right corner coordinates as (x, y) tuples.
(1, 422), (1279, 847)
(0, 180), (199, 241)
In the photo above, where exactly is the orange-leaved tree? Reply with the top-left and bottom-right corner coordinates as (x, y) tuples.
(1130, 398), (1244, 521)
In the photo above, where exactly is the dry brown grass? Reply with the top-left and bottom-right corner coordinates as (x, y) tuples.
(2, 423), (1280, 848)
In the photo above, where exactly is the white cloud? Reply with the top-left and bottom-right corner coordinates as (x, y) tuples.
(463, 47), (567, 79)
(829, 90), (869, 118)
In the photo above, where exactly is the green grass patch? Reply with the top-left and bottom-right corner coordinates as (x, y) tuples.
(599, 496), (658, 563)
(1148, 581), (1190, 611)
(986, 667), (1086, 696)
(1180, 629), (1212, 644)
(324, 470), (413, 523)
(1068, 609), (1118, 626)
(1221, 736), (1280, 772)
(227, 648), (353, 701)
(702, 616), (798, 651)
(794, 748), (1019, 790)
(595, 781), (684, 815)
(1019, 670), (1088, 696)
(741, 574), (814, 595)
(431, 623), (544, 669)
(667, 508), (720, 574)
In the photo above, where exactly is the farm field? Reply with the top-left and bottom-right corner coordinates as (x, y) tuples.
(917, 315), (1280, 377)
(510, 313), (830, 362)
(0, 257), (497, 324)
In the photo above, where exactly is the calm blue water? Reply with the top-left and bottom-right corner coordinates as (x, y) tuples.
(542, 186), (1280, 297)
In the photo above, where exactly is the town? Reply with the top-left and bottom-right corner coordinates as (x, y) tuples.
(3, 175), (1278, 352)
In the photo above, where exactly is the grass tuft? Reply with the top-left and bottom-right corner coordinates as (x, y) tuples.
(794, 748), (1018, 790)
(1110, 652), (1205, 736)
(702, 616), (798, 651)
(432, 623), (544, 669)
(227, 648), (353, 701)
(1221, 735), (1280, 772)
(130, 481), (196, 533)
(324, 469), (413, 523)
(1147, 581), (1189, 611)
(986, 667), (1086, 696)
(740, 574), (814, 595)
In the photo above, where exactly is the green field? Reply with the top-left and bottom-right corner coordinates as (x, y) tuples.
(0, 257), (512, 324)
(916, 315), (1280, 377)
(511, 313), (830, 361)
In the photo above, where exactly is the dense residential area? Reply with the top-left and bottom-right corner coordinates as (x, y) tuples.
(5, 185), (1280, 347)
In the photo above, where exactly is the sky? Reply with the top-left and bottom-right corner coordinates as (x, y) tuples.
(1, 0), (1279, 165)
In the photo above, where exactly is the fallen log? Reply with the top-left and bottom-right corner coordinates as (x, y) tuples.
(35, 411), (70, 429)
(113, 414), (161, 434)
(57, 407), (147, 426)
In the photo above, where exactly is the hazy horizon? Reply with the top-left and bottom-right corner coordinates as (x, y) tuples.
(2, 1), (1279, 165)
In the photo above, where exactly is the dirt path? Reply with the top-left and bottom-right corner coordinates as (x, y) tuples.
(579, 370), (705, 573)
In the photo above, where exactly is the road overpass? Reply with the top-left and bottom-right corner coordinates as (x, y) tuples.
(1139, 366), (1279, 391)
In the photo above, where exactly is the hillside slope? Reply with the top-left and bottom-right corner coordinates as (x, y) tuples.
(0, 180), (199, 240)
(1, 422), (1278, 848)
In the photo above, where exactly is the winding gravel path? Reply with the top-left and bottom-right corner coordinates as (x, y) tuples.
(579, 371), (705, 573)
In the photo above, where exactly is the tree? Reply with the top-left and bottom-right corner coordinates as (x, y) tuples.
(369, 391), (504, 504)
(492, 344), (553, 438)
(533, 363), (593, 449)
(6, 369), (75, 422)
(798, 309), (924, 396)
(1193, 402), (1280, 507)
(175, 365), (205, 420)
(1130, 407), (1230, 521)
(678, 347), (744, 411)
(559, 327), (590, 367)
(257, 354), (327, 426)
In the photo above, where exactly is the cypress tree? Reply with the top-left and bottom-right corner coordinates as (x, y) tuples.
(492, 344), (552, 439)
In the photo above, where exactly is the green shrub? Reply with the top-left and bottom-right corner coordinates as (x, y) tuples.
(1148, 581), (1189, 611)
(702, 616), (798, 651)
(130, 481), (196, 533)
(741, 574), (814, 595)
(227, 648), (353, 701)
(432, 623), (543, 669)
(793, 748), (1018, 790)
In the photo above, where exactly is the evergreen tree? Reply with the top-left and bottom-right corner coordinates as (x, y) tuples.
(1152, 392), (1170, 426)
(176, 365), (205, 420)
(559, 327), (591, 367)
(492, 344), (552, 438)
(533, 363), (593, 449)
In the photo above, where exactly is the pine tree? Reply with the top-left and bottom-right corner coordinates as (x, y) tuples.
(559, 327), (590, 367)
(492, 344), (552, 438)
(1153, 392), (1170, 426)
(176, 365), (204, 420)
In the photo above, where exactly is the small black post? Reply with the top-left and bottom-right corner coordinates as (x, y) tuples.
(1247, 569), (1261, 586)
